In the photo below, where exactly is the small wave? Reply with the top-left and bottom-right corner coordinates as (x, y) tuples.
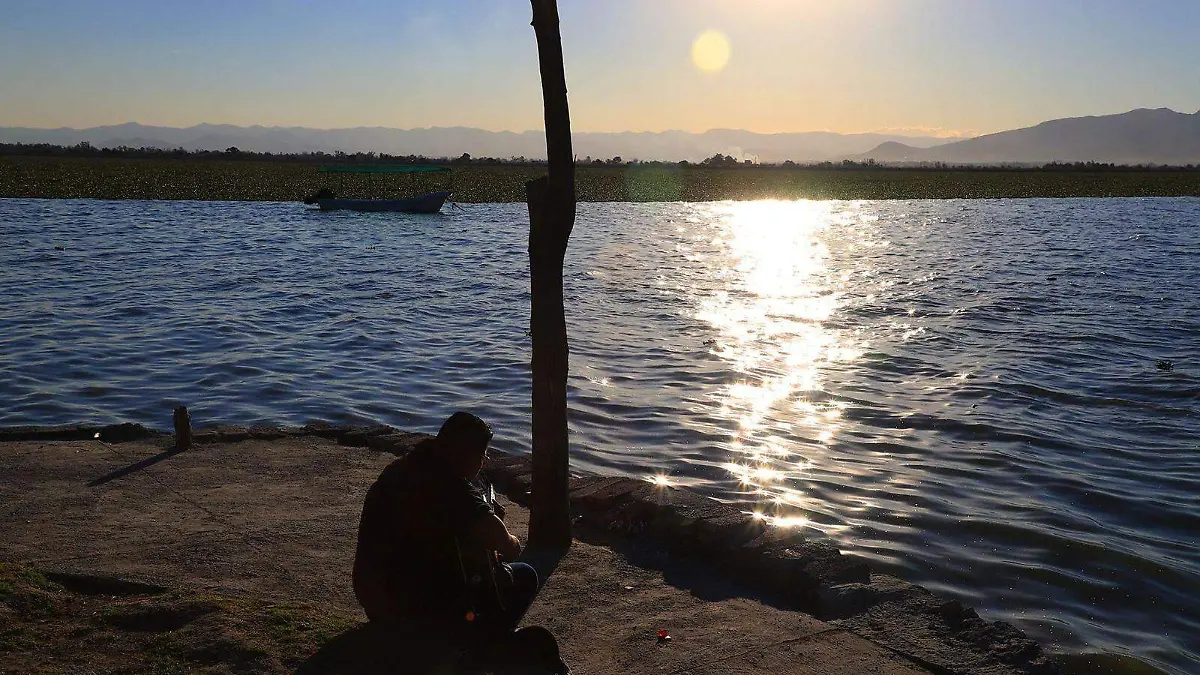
(2, 198), (1198, 675)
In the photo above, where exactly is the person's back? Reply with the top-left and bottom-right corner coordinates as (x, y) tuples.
(352, 412), (532, 629)
(352, 412), (569, 673)
(353, 439), (479, 622)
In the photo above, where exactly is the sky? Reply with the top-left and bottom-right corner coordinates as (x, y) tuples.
(2, 0), (1199, 136)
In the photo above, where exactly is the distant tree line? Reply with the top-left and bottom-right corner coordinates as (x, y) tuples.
(1038, 160), (1200, 171)
(2, 142), (1198, 171)
(0, 142), (501, 166)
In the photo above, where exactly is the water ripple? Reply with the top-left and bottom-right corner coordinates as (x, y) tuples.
(1, 197), (1198, 674)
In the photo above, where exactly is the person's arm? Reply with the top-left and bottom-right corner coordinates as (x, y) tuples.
(468, 513), (522, 559)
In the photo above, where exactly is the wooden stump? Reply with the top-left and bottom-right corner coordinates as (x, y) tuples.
(173, 406), (192, 450)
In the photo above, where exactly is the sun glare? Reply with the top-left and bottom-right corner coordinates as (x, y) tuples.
(695, 200), (869, 536)
(691, 30), (731, 73)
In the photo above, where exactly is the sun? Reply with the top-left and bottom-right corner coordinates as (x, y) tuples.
(691, 30), (731, 73)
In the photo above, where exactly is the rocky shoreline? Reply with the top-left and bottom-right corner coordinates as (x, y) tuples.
(1, 421), (1060, 674)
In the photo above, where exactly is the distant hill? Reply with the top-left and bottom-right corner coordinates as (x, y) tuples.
(851, 108), (1200, 165)
(0, 123), (954, 163)
(15, 109), (1196, 165)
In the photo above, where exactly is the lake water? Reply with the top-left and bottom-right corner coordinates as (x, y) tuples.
(1, 197), (1197, 674)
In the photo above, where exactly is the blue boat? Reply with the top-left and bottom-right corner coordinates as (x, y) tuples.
(304, 165), (453, 213)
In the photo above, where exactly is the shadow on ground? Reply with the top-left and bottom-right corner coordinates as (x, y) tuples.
(297, 622), (568, 675)
(87, 443), (187, 487)
(573, 525), (798, 610)
(297, 543), (570, 675)
(296, 623), (464, 674)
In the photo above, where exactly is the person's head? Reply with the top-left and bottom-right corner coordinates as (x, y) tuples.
(437, 411), (493, 478)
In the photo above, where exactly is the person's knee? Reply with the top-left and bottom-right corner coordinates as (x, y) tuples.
(509, 562), (539, 594)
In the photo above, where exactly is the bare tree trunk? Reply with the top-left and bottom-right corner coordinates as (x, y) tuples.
(527, 0), (576, 551)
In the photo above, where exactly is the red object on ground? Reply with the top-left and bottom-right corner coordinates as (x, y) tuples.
(656, 630), (671, 643)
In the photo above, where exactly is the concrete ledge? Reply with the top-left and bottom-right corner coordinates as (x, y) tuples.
(0, 423), (162, 443)
(484, 456), (873, 608)
(1, 424), (1060, 674)
(827, 576), (1058, 674)
(190, 422), (408, 447)
(480, 450), (1059, 675)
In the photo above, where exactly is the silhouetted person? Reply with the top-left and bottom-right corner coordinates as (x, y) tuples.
(353, 412), (538, 637)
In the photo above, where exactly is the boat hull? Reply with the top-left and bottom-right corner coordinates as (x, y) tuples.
(315, 191), (452, 213)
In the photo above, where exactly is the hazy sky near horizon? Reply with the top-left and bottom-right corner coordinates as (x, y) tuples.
(3, 0), (1199, 136)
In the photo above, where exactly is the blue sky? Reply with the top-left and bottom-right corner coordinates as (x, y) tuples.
(2, 0), (1198, 135)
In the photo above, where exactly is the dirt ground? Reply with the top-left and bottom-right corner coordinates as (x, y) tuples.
(1, 435), (932, 674)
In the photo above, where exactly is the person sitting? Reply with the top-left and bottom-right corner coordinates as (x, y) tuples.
(352, 411), (538, 637)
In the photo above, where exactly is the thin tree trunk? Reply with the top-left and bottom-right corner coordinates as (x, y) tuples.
(527, 0), (576, 551)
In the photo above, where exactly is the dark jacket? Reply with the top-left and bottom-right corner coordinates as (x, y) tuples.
(352, 440), (493, 622)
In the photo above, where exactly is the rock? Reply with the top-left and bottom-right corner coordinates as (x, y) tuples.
(803, 550), (871, 586)
(565, 474), (608, 493)
(338, 425), (397, 447)
(0, 423), (159, 443)
(190, 425), (297, 445)
(97, 423), (156, 443)
(833, 581), (1061, 674)
(507, 474), (534, 503)
(756, 546), (826, 606)
(741, 540), (869, 609)
(650, 488), (740, 531)
(568, 477), (648, 511)
(819, 575), (921, 619)
(695, 511), (769, 550)
(193, 425), (252, 444)
(484, 453), (533, 478)
(365, 432), (428, 455)
(480, 451), (535, 497)
(292, 422), (357, 439)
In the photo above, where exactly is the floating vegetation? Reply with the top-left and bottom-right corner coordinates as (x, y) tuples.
(2, 156), (1199, 202)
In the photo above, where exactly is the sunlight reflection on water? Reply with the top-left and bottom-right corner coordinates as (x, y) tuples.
(686, 200), (866, 533)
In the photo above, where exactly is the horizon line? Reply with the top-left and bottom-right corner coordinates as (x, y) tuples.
(3, 106), (1195, 138)
(0, 120), (986, 139)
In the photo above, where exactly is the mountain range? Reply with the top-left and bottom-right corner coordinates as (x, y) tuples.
(0, 123), (952, 164)
(3, 108), (1198, 164)
(850, 108), (1200, 165)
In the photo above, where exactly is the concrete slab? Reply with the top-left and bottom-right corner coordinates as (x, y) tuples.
(0, 435), (999, 674)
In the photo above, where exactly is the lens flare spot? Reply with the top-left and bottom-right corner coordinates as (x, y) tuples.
(754, 466), (782, 483)
(771, 515), (810, 529)
(691, 30), (731, 73)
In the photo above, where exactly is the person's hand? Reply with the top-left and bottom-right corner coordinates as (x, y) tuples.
(494, 500), (507, 521)
(501, 534), (522, 560)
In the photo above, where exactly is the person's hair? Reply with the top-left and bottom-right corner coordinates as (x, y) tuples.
(436, 411), (493, 454)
